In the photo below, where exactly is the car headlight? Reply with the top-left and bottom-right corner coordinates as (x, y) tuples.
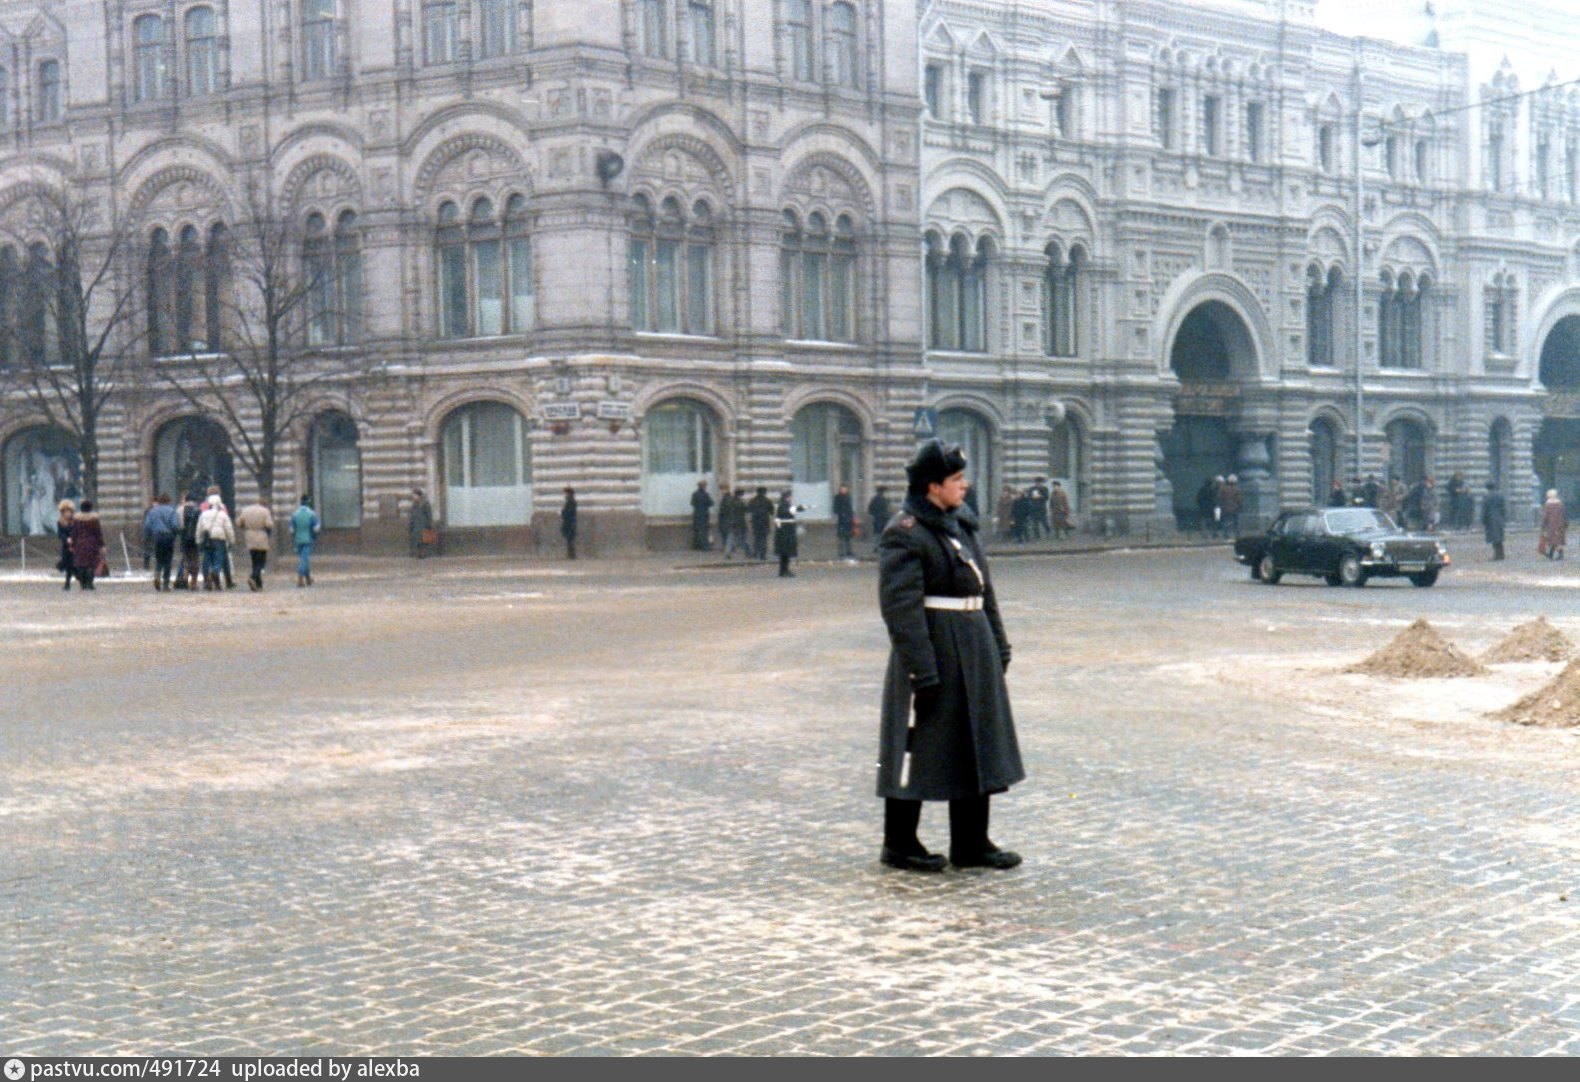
(1370, 542), (1386, 558)
(1435, 543), (1448, 557)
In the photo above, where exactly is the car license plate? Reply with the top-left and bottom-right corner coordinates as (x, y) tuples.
(1399, 563), (1425, 572)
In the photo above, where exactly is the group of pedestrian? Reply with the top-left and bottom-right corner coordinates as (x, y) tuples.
(997, 477), (1073, 543)
(54, 498), (105, 590)
(1194, 474), (1243, 537)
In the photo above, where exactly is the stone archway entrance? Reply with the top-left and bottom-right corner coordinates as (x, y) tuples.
(1536, 315), (1580, 511)
(1160, 301), (1262, 530)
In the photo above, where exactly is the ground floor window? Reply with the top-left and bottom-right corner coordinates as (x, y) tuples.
(1048, 416), (1085, 514)
(1384, 418), (1429, 487)
(935, 408), (995, 515)
(1310, 419), (1339, 505)
(790, 402), (863, 520)
(642, 399), (717, 516)
(4, 426), (81, 535)
(311, 411), (363, 529)
(155, 416), (235, 511)
(442, 402), (532, 526)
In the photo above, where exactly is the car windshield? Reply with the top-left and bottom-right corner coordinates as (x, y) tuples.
(1323, 508), (1398, 534)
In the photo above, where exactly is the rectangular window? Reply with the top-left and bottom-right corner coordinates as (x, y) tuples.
(1318, 124), (1334, 172)
(1055, 87), (1073, 139)
(923, 64), (943, 119)
(424, 2), (459, 65)
(1415, 139), (1430, 184)
(307, 246), (334, 345)
(802, 252), (826, 340)
(830, 252), (853, 341)
(780, 248), (797, 336)
(788, 0), (814, 81)
(629, 239), (651, 330)
(509, 237), (533, 331)
(1155, 87), (1174, 149)
(302, 0), (337, 80)
(134, 17), (166, 102)
(1246, 102), (1264, 163)
(689, 2), (715, 67)
(479, 0), (517, 59)
(339, 246), (363, 340)
(474, 239), (503, 337)
(830, 2), (858, 88)
(1385, 136), (1400, 180)
(640, 0), (667, 58)
(37, 60), (60, 122)
(685, 242), (710, 334)
(1569, 144), (1578, 203)
(1488, 130), (1504, 191)
(439, 243), (468, 337)
(1202, 95), (1220, 156)
(655, 238), (680, 332)
(967, 70), (986, 125)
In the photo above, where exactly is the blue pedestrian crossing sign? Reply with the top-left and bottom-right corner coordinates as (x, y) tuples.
(912, 407), (938, 439)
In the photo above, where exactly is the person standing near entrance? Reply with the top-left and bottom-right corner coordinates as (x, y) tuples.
(1196, 476), (1220, 535)
(773, 490), (803, 577)
(1540, 489), (1568, 560)
(875, 439), (1024, 872)
(55, 499), (76, 591)
(833, 483), (856, 559)
(409, 487), (435, 558)
(690, 479), (714, 551)
(290, 494), (321, 586)
(1216, 474), (1243, 538)
(1482, 480), (1507, 561)
(1049, 480), (1073, 539)
(866, 487), (891, 551)
(237, 496), (274, 590)
(69, 498), (106, 590)
(747, 486), (774, 561)
(560, 486), (578, 560)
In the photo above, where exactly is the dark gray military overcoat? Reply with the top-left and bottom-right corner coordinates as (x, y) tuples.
(875, 495), (1025, 801)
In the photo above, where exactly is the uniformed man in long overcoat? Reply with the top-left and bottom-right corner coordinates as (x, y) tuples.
(875, 439), (1025, 871)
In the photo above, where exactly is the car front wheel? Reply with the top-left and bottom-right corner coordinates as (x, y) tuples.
(1258, 553), (1282, 585)
(1339, 553), (1367, 588)
(1409, 570), (1439, 588)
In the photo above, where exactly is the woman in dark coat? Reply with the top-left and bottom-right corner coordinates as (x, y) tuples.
(560, 486), (578, 560)
(1481, 480), (1507, 561)
(55, 499), (76, 591)
(68, 498), (106, 590)
(772, 490), (800, 577)
(875, 439), (1024, 872)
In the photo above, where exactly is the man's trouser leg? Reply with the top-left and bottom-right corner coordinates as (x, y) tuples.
(884, 798), (924, 854)
(948, 795), (990, 860)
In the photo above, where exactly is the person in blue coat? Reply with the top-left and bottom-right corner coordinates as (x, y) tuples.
(142, 493), (182, 591)
(290, 494), (322, 587)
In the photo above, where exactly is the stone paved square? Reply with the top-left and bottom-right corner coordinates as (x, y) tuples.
(2, 545), (1578, 1054)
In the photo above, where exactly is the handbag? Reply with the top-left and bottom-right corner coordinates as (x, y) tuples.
(420, 528), (439, 546)
(94, 555), (109, 578)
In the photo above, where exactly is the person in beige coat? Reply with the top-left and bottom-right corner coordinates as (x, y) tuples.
(237, 498), (275, 590)
(196, 495), (236, 591)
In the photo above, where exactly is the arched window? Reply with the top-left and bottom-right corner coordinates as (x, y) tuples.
(642, 399), (717, 515)
(176, 224), (201, 350)
(1486, 272), (1517, 356)
(148, 228), (172, 354)
(186, 6), (219, 95)
(4, 426), (81, 536)
(1404, 274), (1428, 369)
(1310, 418), (1339, 504)
(23, 243), (54, 364)
(36, 60), (61, 122)
(423, 1), (459, 65)
(1378, 272), (1401, 368)
(154, 415), (235, 511)
(133, 14), (166, 102)
(630, 195), (712, 335)
(1385, 417), (1429, 487)
(310, 411), (362, 528)
(442, 401), (533, 525)
(1048, 414), (1085, 513)
(1043, 243), (1083, 357)
(780, 211), (856, 343)
(205, 223), (228, 350)
(639, 0), (668, 58)
(435, 196), (533, 339)
(1307, 264), (1342, 367)
(787, 0), (815, 81)
(829, 2), (859, 88)
(302, 0), (337, 81)
(0, 246), (15, 368)
(479, 0), (517, 58)
(688, 1), (716, 67)
(791, 401), (864, 519)
(960, 237), (991, 352)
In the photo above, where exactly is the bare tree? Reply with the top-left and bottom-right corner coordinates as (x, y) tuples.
(0, 180), (146, 500)
(154, 171), (378, 508)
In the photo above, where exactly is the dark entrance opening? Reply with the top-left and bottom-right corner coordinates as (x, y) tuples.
(154, 416), (235, 511)
(1536, 315), (1580, 512)
(1163, 301), (1254, 530)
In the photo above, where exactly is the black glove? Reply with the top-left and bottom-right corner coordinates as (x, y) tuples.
(912, 684), (941, 715)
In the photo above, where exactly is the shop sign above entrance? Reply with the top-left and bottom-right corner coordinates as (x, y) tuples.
(1175, 381), (1241, 417)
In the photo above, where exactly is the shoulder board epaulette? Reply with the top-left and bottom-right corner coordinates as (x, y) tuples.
(897, 514), (915, 529)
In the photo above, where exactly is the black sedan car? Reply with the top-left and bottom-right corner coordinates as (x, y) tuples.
(1234, 507), (1451, 588)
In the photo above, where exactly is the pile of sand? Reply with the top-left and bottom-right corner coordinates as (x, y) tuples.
(1480, 616), (1575, 664)
(1492, 659), (1580, 727)
(1345, 618), (1488, 678)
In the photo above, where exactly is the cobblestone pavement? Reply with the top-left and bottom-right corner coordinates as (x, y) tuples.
(3, 541), (1579, 1055)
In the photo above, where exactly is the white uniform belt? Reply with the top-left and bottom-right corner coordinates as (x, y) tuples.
(924, 595), (983, 611)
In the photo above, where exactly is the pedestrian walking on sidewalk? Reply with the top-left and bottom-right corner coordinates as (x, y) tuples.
(1540, 489), (1567, 560)
(68, 499), (106, 590)
(197, 495), (235, 591)
(409, 488), (435, 559)
(238, 497), (274, 590)
(747, 486), (774, 561)
(1049, 481), (1073, 539)
(142, 493), (181, 591)
(290, 494), (321, 586)
(875, 439), (1024, 872)
(55, 499), (75, 591)
(690, 480), (714, 551)
(1482, 480), (1507, 561)
(176, 494), (201, 589)
(833, 483), (856, 559)
(560, 486), (578, 560)
(867, 487), (891, 551)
